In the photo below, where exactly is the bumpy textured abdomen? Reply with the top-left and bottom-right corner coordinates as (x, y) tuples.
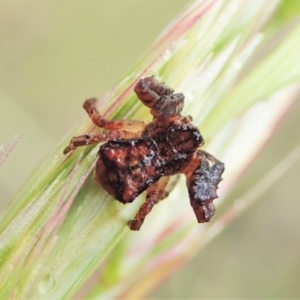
(95, 138), (164, 203)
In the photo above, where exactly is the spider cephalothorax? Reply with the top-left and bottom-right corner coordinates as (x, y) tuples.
(134, 76), (184, 118)
(64, 76), (224, 231)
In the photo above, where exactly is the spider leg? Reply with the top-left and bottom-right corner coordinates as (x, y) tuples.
(83, 98), (146, 132)
(182, 151), (224, 223)
(126, 175), (179, 230)
(63, 130), (138, 154)
(157, 176), (171, 201)
(128, 181), (159, 231)
(157, 175), (180, 201)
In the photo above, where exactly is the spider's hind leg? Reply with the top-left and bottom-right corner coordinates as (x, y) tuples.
(128, 175), (180, 231)
(184, 150), (225, 223)
(157, 175), (180, 201)
(128, 181), (159, 231)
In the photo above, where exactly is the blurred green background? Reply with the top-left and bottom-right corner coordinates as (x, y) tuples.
(0, 1), (300, 299)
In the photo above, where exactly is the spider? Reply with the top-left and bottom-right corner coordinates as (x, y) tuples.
(64, 76), (224, 231)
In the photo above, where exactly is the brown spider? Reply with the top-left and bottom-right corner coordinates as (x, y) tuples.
(64, 76), (224, 231)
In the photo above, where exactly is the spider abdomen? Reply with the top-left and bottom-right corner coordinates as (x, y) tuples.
(96, 138), (164, 204)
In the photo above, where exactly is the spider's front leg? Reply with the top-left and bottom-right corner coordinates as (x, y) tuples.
(63, 130), (139, 154)
(128, 181), (159, 231)
(83, 98), (146, 132)
(182, 150), (225, 223)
